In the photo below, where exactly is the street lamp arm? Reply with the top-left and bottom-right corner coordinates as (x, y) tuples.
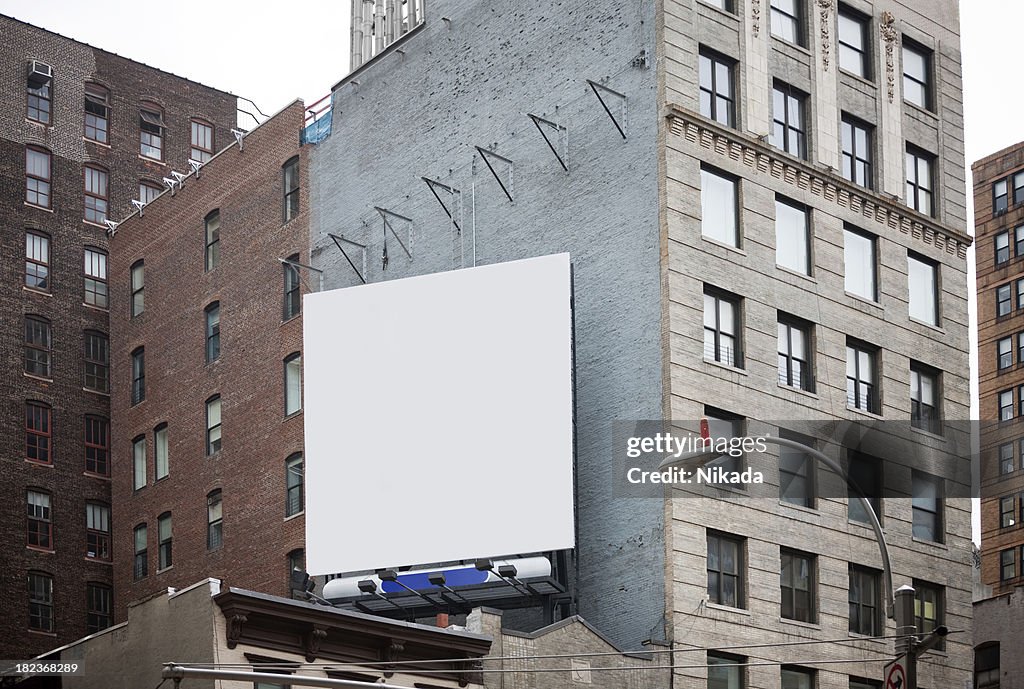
(657, 434), (895, 619)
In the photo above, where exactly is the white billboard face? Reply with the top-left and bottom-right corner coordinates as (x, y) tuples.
(303, 253), (574, 575)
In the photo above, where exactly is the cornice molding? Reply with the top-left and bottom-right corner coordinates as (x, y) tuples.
(666, 105), (972, 258)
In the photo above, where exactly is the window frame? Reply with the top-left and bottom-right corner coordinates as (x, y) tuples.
(844, 226), (878, 302)
(781, 666), (815, 689)
(133, 523), (148, 580)
(847, 450), (883, 524)
(848, 565), (881, 636)
(910, 362), (941, 434)
(284, 353), (303, 416)
(779, 429), (816, 507)
(139, 181), (161, 205)
(131, 346), (145, 405)
(700, 166), (740, 248)
(996, 230), (1010, 265)
(283, 254), (301, 321)
(83, 164), (109, 225)
(1000, 441), (1015, 475)
(26, 490), (53, 550)
(837, 6), (870, 78)
(205, 302), (221, 363)
(902, 39), (932, 110)
(28, 571), (54, 633)
(283, 157), (300, 223)
(994, 179), (1009, 216)
(906, 146), (935, 217)
(25, 229), (50, 292)
(775, 196), (811, 275)
(158, 512), (173, 570)
(139, 103), (165, 161)
(84, 84), (110, 144)
(206, 395), (222, 456)
(911, 471), (943, 543)
(26, 64), (52, 125)
(999, 388), (1014, 422)
(132, 435), (147, 490)
(86, 582), (113, 633)
(84, 330), (110, 393)
(771, 81), (807, 159)
(707, 651), (745, 689)
(780, 549), (815, 623)
(25, 146), (52, 209)
(205, 210), (220, 272)
(1000, 548), (1015, 581)
(131, 260), (145, 317)
(704, 287), (743, 368)
(154, 423), (169, 480)
(1001, 496), (1016, 528)
(190, 118), (214, 163)
(777, 316), (813, 392)
(24, 315), (52, 378)
(286, 453), (304, 517)
(26, 401), (52, 465)
(207, 489), (223, 550)
(997, 283), (1013, 318)
(85, 502), (111, 561)
(841, 114), (873, 189)
(698, 48), (736, 128)
(84, 415), (110, 476)
(769, 0), (803, 45)
(83, 247), (109, 309)
(707, 531), (744, 608)
(846, 340), (879, 414)
(907, 252), (939, 326)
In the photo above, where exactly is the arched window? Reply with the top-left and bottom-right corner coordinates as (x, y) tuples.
(25, 402), (51, 465)
(206, 395), (222, 455)
(283, 156), (299, 222)
(205, 302), (220, 362)
(154, 423), (169, 480)
(205, 210), (220, 271)
(157, 512), (172, 570)
(25, 229), (50, 291)
(131, 260), (144, 317)
(133, 523), (148, 580)
(283, 253), (301, 320)
(86, 583), (113, 633)
(84, 416), (110, 476)
(27, 571), (54, 632)
(190, 118), (214, 162)
(284, 353), (302, 416)
(131, 346), (145, 405)
(85, 502), (111, 561)
(24, 315), (51, 378)
(975, 642), (1000, 688)
(25, 146), (51, 208)
(83, 164), (109, 224)
(139, 102), (165, 160)
(26, 489), (52, 549)
(84, 330), (109, 392)
(286, 453), (303, 517)
(207, 489), (223, 550)
(84, 84), (109, 143)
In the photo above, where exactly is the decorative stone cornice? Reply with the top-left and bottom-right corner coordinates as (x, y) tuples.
(666, 105), (972, 257)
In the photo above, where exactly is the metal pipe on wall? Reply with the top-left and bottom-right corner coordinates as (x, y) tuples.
(374, 0), (385, 56)
(362, 0), (374, 63)
(351, 0), (364, 70)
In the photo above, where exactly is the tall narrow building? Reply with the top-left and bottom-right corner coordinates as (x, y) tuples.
(0, 14), (236, 658)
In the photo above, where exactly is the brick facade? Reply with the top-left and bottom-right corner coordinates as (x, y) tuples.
(0, 14), (235, 658)
(107, 101), (308, 620)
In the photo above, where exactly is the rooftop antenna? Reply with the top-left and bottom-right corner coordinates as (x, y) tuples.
(188, 159), (203, 178)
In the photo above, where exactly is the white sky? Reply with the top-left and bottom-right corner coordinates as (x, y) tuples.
(3, 0), (1013, 543)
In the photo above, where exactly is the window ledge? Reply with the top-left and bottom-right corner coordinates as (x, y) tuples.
(695, 0), (739, 21)
(779, 617), (820, 630)
(284, 511), (305, 523)
(284, 410), (303, 420)
(770, 35), (812, 58)
(82, 303), (110, 314)
(83, 472), (112, 481)
(778, 500), (819, 514)
(83, 220), (108, 230)
(848, 632), (887, 645)
(24, 372), (53, 383)
(139, 155), (166, 166)
(24, 202), (54, 213)
(844, 291), (883, 311)
(156, 565), (174, 574)
(700, 235), (746, 255)
(908, 316), (943, 333)
(83, 387), (111, 397)
(27, 629), (57, 637)
(839, 68), (876, 89)
(25, 460), (54, 469)
(904, 101), (938, 121)
(911, 536), (948, 552)
(704, 601), (750, 616)
(26, 546), (55, 554)
(776, 265), (815, 283)
(848, 517), (884, 531)
(846, 405), (884, 420)
(22, 286), (52, 297)
(704, 358), (748, 375)
(777, 383), (819, 400)
(84, 557), (113, 566)
(84, 137), (112, 149)
(910, 425), (946, 442)
(282, 314), (302, 326)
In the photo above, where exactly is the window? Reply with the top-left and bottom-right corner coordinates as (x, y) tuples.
(84, 84), (109, 143)
(848, 565), (880, 636)
(707, 532), (743, 608)
(132, 435), (146, 490)
(846, 341), (878, 413)
(705, 409), (743, 474)
(912, 471), (942, 542)
(906, 146), (934, 216)
(707, 652), (744, 689)
(155, 423), (169, 480)
(205, 302), (221, 362)
(1000, 548), (1016, 580)
(283, 157), (300, 222)
(140, 104), (165, 160)
(702, 0), (732, 11)
(84, 416), (109, 476)
(288, 549), (306, 592)
(996, 231), (1010, 265)
(24, 315), (51, 378)
(780, 550), (814, 623)
(847, 451), (882, 524)
(910, 363), (940, 433)
(86, 503), (111, 561)
(704, 289), (741, 367)
(775, 198), (810, 274)
(207, 395), (222, 455)
(190, 119), (214, 163)
(844, 227), (877, 301)
(1000, 389), (1014, 422)
(850, 679), (881, 689)
(1016, 172), (1024, 206)
(779, 430), (815, 507)
(286, 453), (304, 517)
(83, 165), (108, 224)
(158, 512), (172, 570)
(1000, 442), (1015, 474)
(25, 230), (50, 291)
(1001, 496), (1016, 528)
(86, 583), (112, 633)
(903, 41), (931, 109)
(84, 331), (109, 393)
(781, 667), (814, 689)
(841, 115), (873, 189)
(771, 82), (806, 159)
(26, 146), (51, 208)
(27, 491), (52, 549)
(139, 182), (161, 204)
(285, 353), (302, 416)
(998, 283), (1013, 317)
(998, 337), (1012, 371)
(778, 317), (812, 391)
(26, 402), (51, 465)
(131, 261), (145, 317)
(27, 64), (52, 124)
(131, 347), (145, 405)
(909, 254), (937, 325)
(1018, 333), (1024, 365)
(770, 0), (802, 44)
(283, 255), (301, 320)
(205, 210), (220, 271)
(133, 524), (148, 580)
(838, 7), (869, 77)
(975, 642), (1000, 689)
(994, 179), (1009, 216)
(28, 572), (53, 632)
(698, 49), (735, 127)
(84, 248), (109, 308)
(701, 167), (739, 247)
(207, 490), (223, 550)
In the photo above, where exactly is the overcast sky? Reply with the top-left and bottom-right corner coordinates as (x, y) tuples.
(3, 0), (1012, 542)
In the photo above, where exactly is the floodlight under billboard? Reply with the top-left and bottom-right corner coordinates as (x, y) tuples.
(303, 253), (575, 575)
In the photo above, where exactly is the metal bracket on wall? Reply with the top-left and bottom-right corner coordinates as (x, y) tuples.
(527, 114), (569, 172)
(474, 147), (515, 203)
(586, 79), (627, 140)
(327, 233), (367, 284)
(421, 177), (462, 232)
(376, 207), (413, 270)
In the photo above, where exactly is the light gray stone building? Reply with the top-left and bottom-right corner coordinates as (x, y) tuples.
(305, 0), (973, 687)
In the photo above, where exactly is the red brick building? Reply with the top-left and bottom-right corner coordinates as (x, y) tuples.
(107, 101), (308, 619)
(0, 14), (236, 658)
(975, 142), (1024, 595)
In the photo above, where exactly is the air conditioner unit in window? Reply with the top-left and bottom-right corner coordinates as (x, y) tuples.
(27, 60), (52, 87)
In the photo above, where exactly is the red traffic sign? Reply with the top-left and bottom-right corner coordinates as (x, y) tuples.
(884, 657), (907, 689)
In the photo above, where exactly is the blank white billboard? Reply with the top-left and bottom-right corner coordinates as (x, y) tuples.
(303, 253), (574, 575)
